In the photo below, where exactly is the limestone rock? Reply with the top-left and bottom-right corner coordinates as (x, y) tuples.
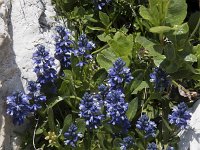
(0, 0), (57, 149)
(179, 100), (200, 150)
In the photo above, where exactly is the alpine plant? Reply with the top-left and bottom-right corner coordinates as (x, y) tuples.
(79, 92), (104, 129)
(6, 91), (31, 125)
(33, 44), (57, 84)
(108, 58), (133, 90)
(168, 102), (191, 129)
(136, 113), (157, 138)
(64, 124), (83, 148)
(150, 67), (170, 92)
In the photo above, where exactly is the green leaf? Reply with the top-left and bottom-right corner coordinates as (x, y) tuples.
(99, 11), (110, 26)
(162, 117), (172, 132)
(149, 26), (172, 34)
(194, 44), (200, 67)
(132, 81), (149, 94)
(92, 68), (108, 85)
(61, 114), (72, 134)
(48, 108), (55, 131)
(173, 23), (189, 35)
(166, 0), (187, 25)
(76, 118), (86, 133)
(87, 26), (105, 31)
(46, 96), (64, 110)
(139, 6), (155, 25)
(35, 128), (43, 135)
(135, 35), (166, 66)
(108, 31), (133, 65)
(184, 54), (197, 62)
(96, 48), (118, 70)
(97, 132), (106, 149)
(126, 98), (138, 120)
(130, 69), (145, 91)
(97, 33), (112, 42)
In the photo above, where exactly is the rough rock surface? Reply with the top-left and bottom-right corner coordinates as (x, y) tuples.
(0, 0), (57, 149)
(179, 100), (200, 150)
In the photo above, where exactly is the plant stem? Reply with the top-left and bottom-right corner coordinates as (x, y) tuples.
(188, 17), (200, 40)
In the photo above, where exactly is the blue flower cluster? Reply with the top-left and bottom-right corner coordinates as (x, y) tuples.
(79, 58), (132, 131)
(120, 136), (134, 150)
(33, 44), (57, 84)
(64, 124), (83, 148)
(54, 26), (74, 68)
(168, 102), (191, 129)
(147, 142), (157, 150)
(54, 26), (95, 68)
(150, 67), (170, 91)
(93, 0), (112, 10)
(79, 93), (104, 129)
(108, 58), (133, 90)
(74, 34), (95, 67)
(105, 89), (130, 131)
(27, 81), (46, 111)
(136, 114), (157, 138)
(6, 91), (31, 125)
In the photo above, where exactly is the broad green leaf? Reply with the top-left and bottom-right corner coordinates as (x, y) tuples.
(76, 118), (86, 133)
(139, 6), (155, 25)
(132, 81), (149, 94)
(48, 108), (55, 131)
(96, 48), (118, 70)
(135, 35), (166, 66)
(35, 128), (43, 135)
(184, 54), (197, 62)
(173, 23), (189, 35)
(61, 114), (72, 134)
(84, 15), (98, 23)
(97, 33), (112, 42)
(149, 26), (172, 34)
(108, 31), (133, 65)
(166, 0), (187, 25)
(99, 11), (110, 26)
(126, 98), (138, 120)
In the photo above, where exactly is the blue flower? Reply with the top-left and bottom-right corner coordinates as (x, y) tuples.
(168, 102), (191, 129)
(33, 45), (57, 84)
(74, 34), (95, 67)
(54, 26), (74, 68)
(105, 89), (130, 131)
(98, 84), (109, 97)
(108, 58), (133, 90)
(136, 114), (157, 138)
(120, 136), (134, 150)
(93, 0), (112, 10)
(150, 67), (170, 91)
(27, 81), (46, 111)
(147, 142), (157, 150)
(79, 93), (104, 129)
(6, 91), (31, 125)
(64, 124), (83, 148)
(27, 81), (41, 94)
(30, 94), (46, 111)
